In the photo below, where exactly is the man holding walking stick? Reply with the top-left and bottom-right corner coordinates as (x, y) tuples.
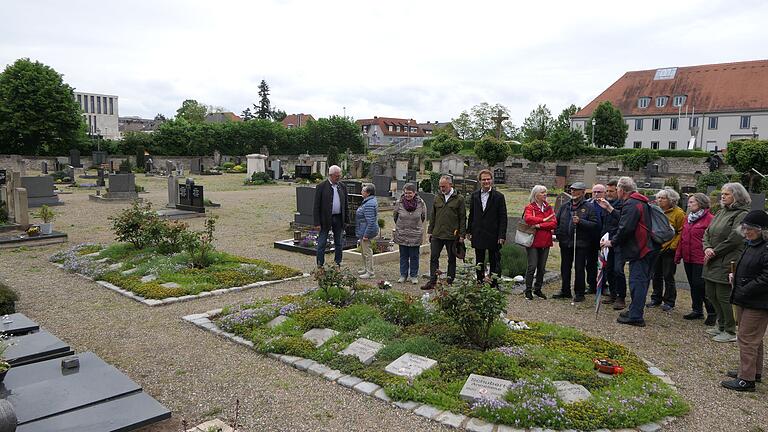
(554, 182), (598, 302)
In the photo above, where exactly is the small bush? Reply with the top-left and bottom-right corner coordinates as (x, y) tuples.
(222, 162), (236, 170)
(695, 171), (729, 192)
(500, 244), (528, 277)
(295, 306), (340, 332)
(246, 171), (275, 185)
(0, 282), (18, 315)
(334, 304), (381, 331)
(379, 293), (426, 326)
(419, 178), (432, 193)
(621, 148), (659, 171)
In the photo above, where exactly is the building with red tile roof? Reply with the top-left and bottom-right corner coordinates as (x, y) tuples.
(281, 113), (315, 128)
(572, 59), (768, 151)
(356, 117), (426, 149)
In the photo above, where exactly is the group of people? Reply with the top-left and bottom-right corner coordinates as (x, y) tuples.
(311, 165), (768, 392)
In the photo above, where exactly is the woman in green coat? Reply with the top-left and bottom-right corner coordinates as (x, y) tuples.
(703, 183), (751, 342)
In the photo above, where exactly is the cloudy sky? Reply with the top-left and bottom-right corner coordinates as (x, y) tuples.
(2, 0), (766, 125)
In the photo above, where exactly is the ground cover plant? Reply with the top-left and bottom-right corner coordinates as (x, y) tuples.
(48, 201), (302, 299)
(211, 264), (688, 430)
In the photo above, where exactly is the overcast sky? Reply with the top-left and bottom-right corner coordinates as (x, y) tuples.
(2, 0), (766, 125)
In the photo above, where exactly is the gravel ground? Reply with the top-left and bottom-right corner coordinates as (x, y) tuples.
(1, 177), (766, 431)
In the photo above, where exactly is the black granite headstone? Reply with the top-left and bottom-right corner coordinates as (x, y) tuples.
(92, 151), (108, 166)
(5, 330), (73, 366)
(97, 168), (105, 187)
(341, 180), (362, 195)
(0, 313), (40, 336)
(420, 192), (435, 220)
(177, 184), (190, 207)
(750, 193), (766, 211)
(190, 185), (204, 209)
(346, 193), (363, 236)
(69, 149), (82, 168)
(0, 169), (6, 185)
(555, 165), (568, 177)
(493, 168), (505, 184)
(295, 165), (312, 179)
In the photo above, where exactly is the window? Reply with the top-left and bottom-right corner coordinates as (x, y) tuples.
(638, 97), (650, 108)
(652, 118), (661, 130)
(77, 94), (82, 110)
(740, 115), (751, 129)
(670, 117), (678, 130)
(396, 126), (401, 132)
(96, 96), (101, 114)
(669, 141), (677, 150)
(84, 96), (88, 113)
(672, 95), (687, 107)
(656, 96), (668, 108)
(103, 97), (108, 115)
(109, 98), (114, 115)
(387, 125), (393, 132)
(633, 141), (642, 149)
(689, 117), (698, 128)
(708, 117), (718, 129)
(634, 119), (643, 130)
(651, 141), (659, 150)
(90, 96), (95, 113)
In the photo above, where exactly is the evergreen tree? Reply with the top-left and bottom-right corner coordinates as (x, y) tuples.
(241, 107), (255, 121)
(256, 80), (271, 119)
(587, 101), (628, 148)
(521, 104), (554, 142)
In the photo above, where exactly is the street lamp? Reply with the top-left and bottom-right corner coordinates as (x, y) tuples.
(407, 119), (411, 146)
(752, 126), (758, 139)
(591, 118), (596, 147)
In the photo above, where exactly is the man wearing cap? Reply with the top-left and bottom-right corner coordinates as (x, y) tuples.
(585, 183), (607, 294)
(554, 182), (598, 302)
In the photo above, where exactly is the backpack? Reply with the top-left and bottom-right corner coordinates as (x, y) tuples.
(647, 204), (675, 244)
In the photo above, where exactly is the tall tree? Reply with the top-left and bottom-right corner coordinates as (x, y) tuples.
(256, 80), (271, 119)
(175, 99), (207, 123)
(522, 104), (554, 142)
(241, 107), (255, 121)
(271, 107), (287, 122)
(587, 101), (628, 148)
(451, 111), (472, 140)
(0, 58), (85, 155)
(554, 104), (581, 132)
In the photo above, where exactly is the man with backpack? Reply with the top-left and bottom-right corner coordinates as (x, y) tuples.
(599, 177), (659, 326)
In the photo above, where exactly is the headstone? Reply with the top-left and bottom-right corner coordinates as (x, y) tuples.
(188, 157), (202, 175)
(302, 328), (339, 347)
(106, 173), (137, 200)
(14, 188), (29, 226)
(373, 175), (392, 197)
(295, 165), (312, 179)
(420, 192), (435, 220)
(177, 181), (204, 213)
(96, 168), (105, 187)
(395, 160), (409, 180)
(213, 149), (222, 167)
(166, 175), (179, 208)
(681, 186), (696, 194)
(270, 160), (282, 181)
(407, 170), (417, 182)
(339, 338), (384, 365)
(459, 374), (513, 402)
(396, 179), (406, 192)
(294, 186), (316, 225)
(555, 165), (568, 177)
(92, 151), (108, 166)
(41, 162), (48, 174)
(553, 381), (592, 404)
(442, 155), (465, 177)
(69, 149), (81, 168)
(5, 330), (72, 366)
(165, 160), (175, 175)
(583, 163), (598, 188)
(341, 180), (362, 195)
(20, 176), (60, 207)
(493, 168), (505, 184)
(346, 193), (363, 236)
(385, 353), (437, 379)
(0, 169), (6, 186)
(750, 193), (766, 211)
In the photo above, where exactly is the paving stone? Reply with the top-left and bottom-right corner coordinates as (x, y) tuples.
(183, 313), (208, 321)
(322, 369), (344, 381)
(230, 336), (253, 347)
(352, 381), (381, 395)
(393, 400), (421, 411)
(293, 359), (316, 371)
(373, 388), (391, 402)
(413, 404), (443, 420)
(308, 363), (333, 377)
(121, 267), (139, 275)
(434, 411), (466, 428)
(279, 355), (302, 365)
(648, 366), (665, 376)
(302, 328), (339, 347)
(337, 375), (363, 388)
(464, 417), (494, 432)
(95, 257), (109, 263)
(638, 423), (662, 432)
(266, 315), (289, 328)
(160, 282), (181, 288)
(497, 426), (526, 432)
(144, 299), (163, 306)
(140, 274), (157, 283)
(267, 353), (281, 360)
(593, 429), (612, 432)
(384, 352), (437, 379)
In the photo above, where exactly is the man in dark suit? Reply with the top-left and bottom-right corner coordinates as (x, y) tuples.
(313, 165), (348, 267)
(467, 169), (508, 287)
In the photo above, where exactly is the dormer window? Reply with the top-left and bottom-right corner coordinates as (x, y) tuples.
(638, 97), (651, 109)
(388, 125), (393, 132)
(656, 96), (668, 108)
(672, 95), (687, 107)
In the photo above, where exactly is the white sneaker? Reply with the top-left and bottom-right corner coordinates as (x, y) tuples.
(713, 332), (737, 343)
(397, 276), (406, 283)
(705, 327), (722, 336)
(357, 269), (367, 275)
(410, 277), (419, 284)
(359, 272), (374, 279)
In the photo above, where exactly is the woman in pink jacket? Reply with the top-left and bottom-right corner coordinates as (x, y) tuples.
(523, 185), (557, 300)
(675, 193), (716, 324)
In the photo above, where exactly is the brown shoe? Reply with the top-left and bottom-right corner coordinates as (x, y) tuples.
(612, 298), (626, 310)
(420, 281), (436, 291)
(601, 297), (615, 305)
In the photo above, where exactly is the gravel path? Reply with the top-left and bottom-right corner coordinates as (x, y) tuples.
(1, 180), (766, 431)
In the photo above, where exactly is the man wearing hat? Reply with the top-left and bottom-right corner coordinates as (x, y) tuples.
(722, 210), (768, 391)
(554, 182), (598, 302)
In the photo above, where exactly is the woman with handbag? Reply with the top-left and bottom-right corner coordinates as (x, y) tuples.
(522, 185), (557, 300)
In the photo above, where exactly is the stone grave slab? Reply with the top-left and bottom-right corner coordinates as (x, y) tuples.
(553, 380), (592, 403)
(0, 312), (40, 336)
(5, 330), (73, 366)
(91, 173), (139, 202)
(302, 328), (339, 347)
(21, 176), (61, 207)
(267, 315), (289, 328)
(373, 175), (392, 197)
(421, 192), (435, 220)
(459, 373), (513, 401)
(384, 353), (437, 379)
(339, 337), (384, 365)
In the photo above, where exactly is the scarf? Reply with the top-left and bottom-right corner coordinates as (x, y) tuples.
(402, 195), (418, 212)
(688, 209), (706, 224)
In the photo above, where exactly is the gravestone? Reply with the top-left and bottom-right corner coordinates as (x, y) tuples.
(41, 161), (48, 174)
(302, 328), (339, 347)
(105, 173), (138, 200)
(92, 151), (108, 166)
(270, 159), (282, 181)
(294, 186), (316, 225)
(373, 175), (392, 197)
(341, 180), (362, 195)
(509, 162), (524, 168)
(69, 149), (82, 168)
(750, 193), (766, 211)
(189, 157), (203, 175)
(66, 165), (75, 180)
(506, 216), (522, 244)
(442, 155), (464, 177)
(96, 168), (105, 187)
(266, 315), (288, 328)
(385, 353), (437, 379)
(166, 175), (179, 208)
(421, 192), (435, 220)
(493, 168), (505, 184)
(177, 181), (204, 213)
(165, 160), (176, 175)
(407, 169), (417, 182)
(5, 330), (73, 366)
(431, 160), (442, 174)
(395, 159), (409, 180)
(295, 165), (312, 179)
(20, 176), (61, 207)
(0, 313), (40, 336)
(553, 380), (592, 403)
(246, 154), (267, 177)
(346, 193), (363, 236)
(339, 338), (384, 365)
(459, 374), (513, 402)
(584, 163), (598, 187)
(396, 179), (406, 192)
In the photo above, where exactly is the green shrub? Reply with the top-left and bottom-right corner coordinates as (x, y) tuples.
(500, 244), (528, 277)
(247, 171), (275, 185)
(0, 282), (18, 315)
(357, 318), (402, 342)
(119, 159), (133, 173)
(663, 176), (680, 192)
(109, 201), (163, 249)
(295, 306), (340, 332)
(621, 148), (659, 171)
(184, 216), (218, 268)
(521, 139), (552, 162)
(419, 178), (432, 193)
(222, 162), (236, 170)
(379, 292), (426, 326)
(695, 171), (729, 192)
(311, 265), (359, 307)
(429, 171), (441, 194)
(334, 304), (381, 331)
(377, 336), (445, 362)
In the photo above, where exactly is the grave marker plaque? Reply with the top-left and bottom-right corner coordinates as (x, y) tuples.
(553, 380), (592, 403)
(339, 338), (384, 365)
(493, 168), (505, 184)
(384, 353), (437, 379)
(178, 184), (190, 207)
(302, 328), (339, 347)
(459, 374), (513, 401)
(750, 193), (766, 211)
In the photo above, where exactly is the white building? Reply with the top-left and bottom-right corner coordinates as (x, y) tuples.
(572, 60), (768, 151)
(74, 91), (119, 140)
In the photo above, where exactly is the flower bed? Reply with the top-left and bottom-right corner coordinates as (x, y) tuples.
(50, 243), (304, 304)
(194, 266), (688, 430)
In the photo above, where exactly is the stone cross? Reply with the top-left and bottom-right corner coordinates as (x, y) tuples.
(491, 109), (509, 140)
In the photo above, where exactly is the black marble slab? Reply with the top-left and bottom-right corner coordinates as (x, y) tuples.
(0, 313), (39, 336)
(5, 330), (72, 366)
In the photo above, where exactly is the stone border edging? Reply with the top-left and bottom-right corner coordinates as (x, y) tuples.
(183, 309), (680, 432)
(51, 262), (309, 306)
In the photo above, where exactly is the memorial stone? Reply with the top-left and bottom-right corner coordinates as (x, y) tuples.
(442, 155), (464, 176)
(395, 160), (409, 180)
(421, 192), (435, 220)
(166, 175), (179, 208)
(20, 176), (60, 207)
(341, 180), (362, 195)
(584, 163), (598, 187)
(295, 165), (312, 179)
(69, 149), (81, 168)
(41, 162), (48, 174)
(266, 315), (288, 328)
(396, 179), (406, 192)
(190, 158), (202, 175)
(373, 175), (392, 197)
(92, 151), (108, 166)
(106, 173), (137, 199)
(165, 160), (175, 175)
(459, 374), (513, 402)
(750, 193), (766, 211)
(0, 169), (5, 185)
(553, 381), (592, 403)
(97, 168), (105, 187)
(270, 159), (282, 180)
(339, 338), (384, 365)
(493, 168), (505, 184)
(294, 186), (316, 225)
(302, 328), (339, 347)
(384, 353), (437, 379)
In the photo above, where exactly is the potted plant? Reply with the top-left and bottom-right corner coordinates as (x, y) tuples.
(34, 205), (55, 234)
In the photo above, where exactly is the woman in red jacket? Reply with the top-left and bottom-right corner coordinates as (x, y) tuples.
(675, 193), (716, 324)
(523, 185), (557, 300)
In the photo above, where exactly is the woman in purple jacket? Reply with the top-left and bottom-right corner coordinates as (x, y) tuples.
(675, 193), (715, 324)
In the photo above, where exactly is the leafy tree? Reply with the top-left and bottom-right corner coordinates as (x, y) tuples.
(587, 101), (628, 148)
(431, 132), (463, 156)
(474, 135), (510, 166)
(725, 139), (768, 191)
(549, 128), (586, 161)
(554, 104), (580, 132)
(154, 113), (167, 122)
(256, 80), (271, 119)
(521, 139), (552, 162)
(240, 107), (255, 121)
(121, 131), (156, 155)
(522, 104), (554, 142)
(327, 145), (339, 167)
(271, 108), (287, 122)
(0, 58), (85, 155)
(451, 111), (472, 140)
(175, 99), (207, 123)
